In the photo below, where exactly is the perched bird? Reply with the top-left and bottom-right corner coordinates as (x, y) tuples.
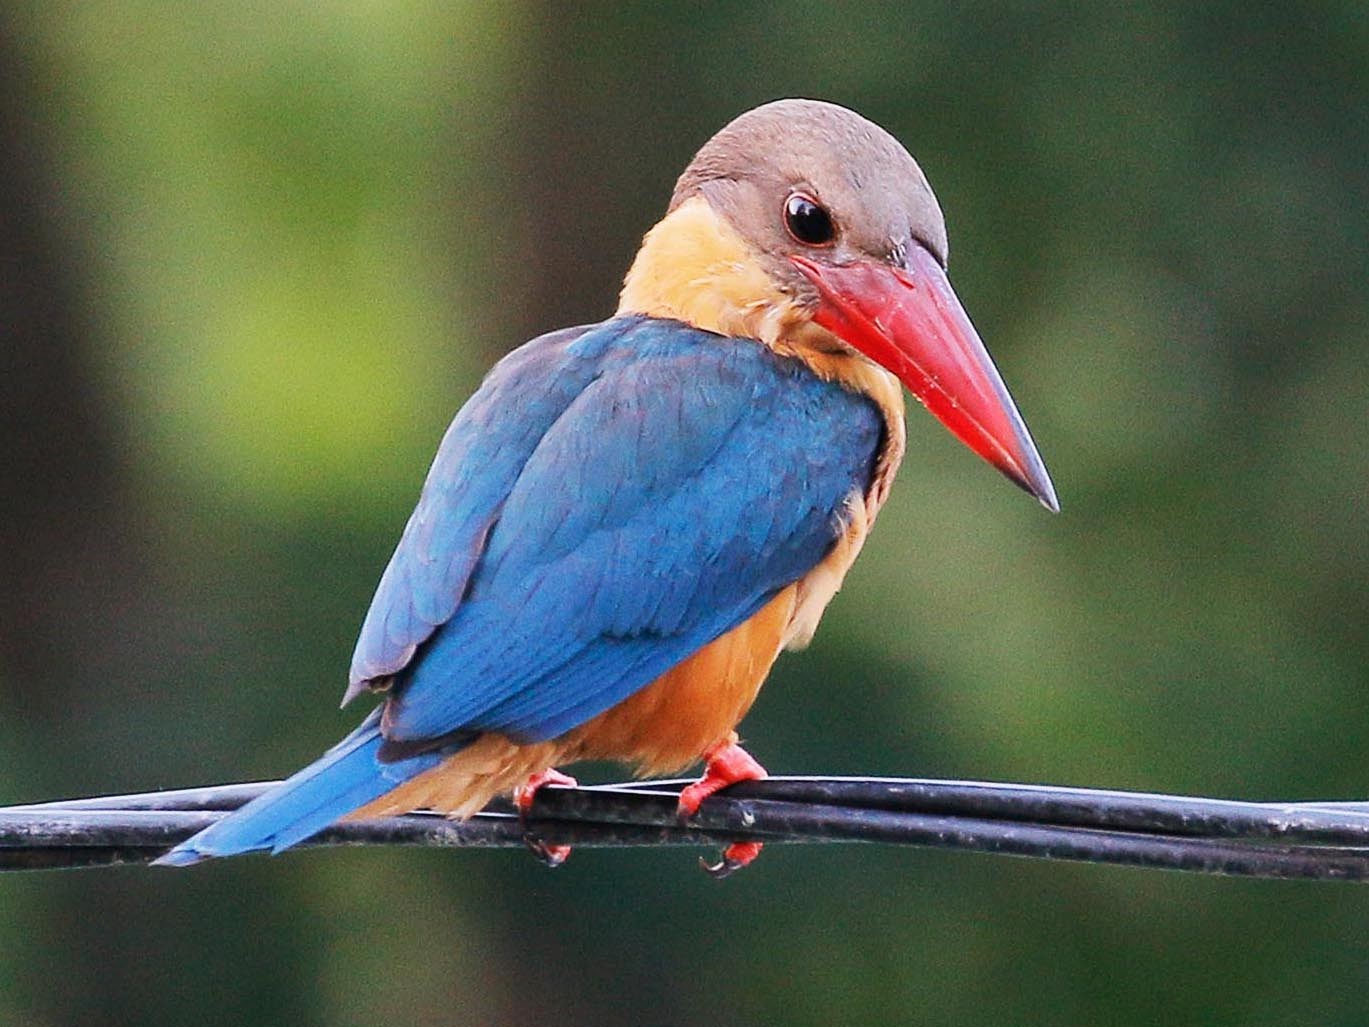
(158, 98), (1056, 874)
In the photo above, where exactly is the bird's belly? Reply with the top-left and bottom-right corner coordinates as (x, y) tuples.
(565, 584), (798, 775)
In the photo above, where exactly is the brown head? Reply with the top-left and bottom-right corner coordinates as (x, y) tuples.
(670, 98), (949, 293)
(623, 98), (1057, 512)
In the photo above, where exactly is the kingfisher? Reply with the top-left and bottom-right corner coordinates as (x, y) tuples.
(159, 99), (1057, 875)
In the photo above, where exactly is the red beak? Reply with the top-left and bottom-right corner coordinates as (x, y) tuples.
(791, 248), (1058, 512)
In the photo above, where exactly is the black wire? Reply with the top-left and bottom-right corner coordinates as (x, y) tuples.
(5, 777), (1369, 880)
(23, 776), (1369, 845)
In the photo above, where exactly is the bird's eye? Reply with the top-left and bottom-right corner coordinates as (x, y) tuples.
(783, 193), (836, 246)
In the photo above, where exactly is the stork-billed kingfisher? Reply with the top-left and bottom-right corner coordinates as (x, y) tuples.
(160, 99), (1057, 873)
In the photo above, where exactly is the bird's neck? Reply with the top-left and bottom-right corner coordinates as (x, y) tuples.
(618, 197), (805, 346)
(618, 196), (906, 518)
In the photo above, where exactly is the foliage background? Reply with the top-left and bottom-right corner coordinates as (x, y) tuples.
(2, 3), (1367, 1024)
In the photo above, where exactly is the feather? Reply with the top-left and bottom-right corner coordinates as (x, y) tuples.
(153, 709), (449, 864)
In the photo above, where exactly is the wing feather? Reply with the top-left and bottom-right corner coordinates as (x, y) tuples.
(348, 322), (613, 690)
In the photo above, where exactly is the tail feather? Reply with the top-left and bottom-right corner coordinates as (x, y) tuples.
(154, 709), (448, 866)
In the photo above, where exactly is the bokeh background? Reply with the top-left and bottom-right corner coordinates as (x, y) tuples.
(3, 3), (1368, 1024)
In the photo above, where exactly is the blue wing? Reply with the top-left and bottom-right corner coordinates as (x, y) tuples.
(359, 315), (884, 750)
(348, 323), (601, 691)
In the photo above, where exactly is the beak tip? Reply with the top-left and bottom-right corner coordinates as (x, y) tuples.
(1034, 472), (1060, 514)
(1014, 463), (1059, 514)
(1009, 430), (1058, 514)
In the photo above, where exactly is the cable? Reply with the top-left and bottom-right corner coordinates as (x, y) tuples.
(5, 776), (1369, 880)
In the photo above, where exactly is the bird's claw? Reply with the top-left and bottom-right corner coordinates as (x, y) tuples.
(678, 739), (767, 876)
(700, 841), (764, 879)
(524, 835), (573, 868)
(676, 738), (768, 820)
(515, 767), (578, 816)
(516, 767), (578, 868)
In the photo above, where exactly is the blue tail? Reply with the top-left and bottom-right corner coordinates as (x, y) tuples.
(154, 709), (446, 866)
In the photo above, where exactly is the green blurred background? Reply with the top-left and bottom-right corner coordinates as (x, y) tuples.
(3, 3), (1368, 1024)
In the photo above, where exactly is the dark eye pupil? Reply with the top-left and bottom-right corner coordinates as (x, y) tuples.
(785, 194), (834, 245)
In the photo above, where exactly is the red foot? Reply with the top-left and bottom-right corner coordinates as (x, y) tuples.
(701, 841), (764, 879)
(677, 739), (768, 819)
(515, 767), (578, 815)
(515, 768), (578, 868)
(526, 838), (573, 868)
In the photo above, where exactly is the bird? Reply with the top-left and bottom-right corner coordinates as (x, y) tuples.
(157, 98), (1057, 875)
